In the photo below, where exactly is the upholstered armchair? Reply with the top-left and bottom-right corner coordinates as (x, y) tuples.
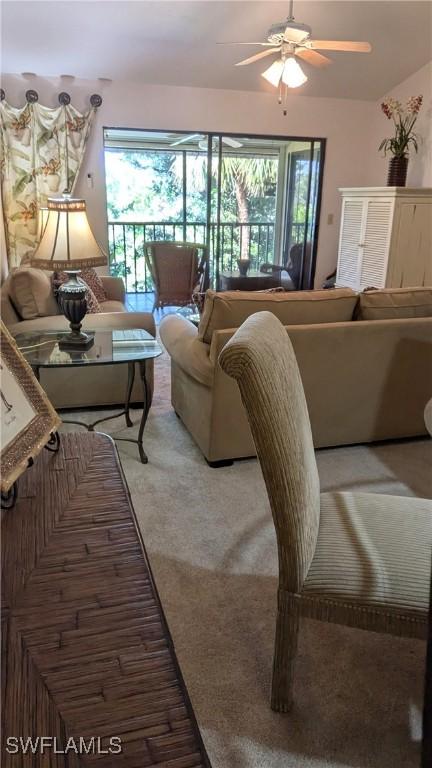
(144, 241), (208, 311)
(219, 311), (431, 713)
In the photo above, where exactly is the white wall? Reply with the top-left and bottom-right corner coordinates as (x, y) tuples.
(369, 61), (432, 187)
(2, 73), (379, 287)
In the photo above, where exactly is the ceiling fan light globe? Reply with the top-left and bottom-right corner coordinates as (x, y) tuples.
(282, 57), (308, 87)
(261, 59), (285, 87)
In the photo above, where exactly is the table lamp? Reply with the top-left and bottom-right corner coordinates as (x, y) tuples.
(31, 193), (107, 350)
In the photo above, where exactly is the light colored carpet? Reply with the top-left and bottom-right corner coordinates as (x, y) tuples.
(61, 349), (432, 768)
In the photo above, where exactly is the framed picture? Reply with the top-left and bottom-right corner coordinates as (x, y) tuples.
(1, 322), (60, 493)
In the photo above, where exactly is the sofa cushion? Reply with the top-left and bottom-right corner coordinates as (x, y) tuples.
(9, 267), (60, 320)
(198, 288), (358, 344)
(9, 310), (156, 337)
(0, 280), (20, 325)
(99, 300), (126, 313)
(357, 287), (432, 320)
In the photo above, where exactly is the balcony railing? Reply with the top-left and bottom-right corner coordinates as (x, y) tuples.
(108, 220), (305, 293)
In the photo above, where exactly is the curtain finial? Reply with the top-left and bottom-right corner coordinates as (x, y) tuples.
(58, 92), (71, 106)
(26, 90), (38, 103)
(0, 89), (5, 101)
(90, 94), (102, 108)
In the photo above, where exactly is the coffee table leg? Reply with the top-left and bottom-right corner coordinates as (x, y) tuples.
(137, 360), (152, 464)
(125, 362), (135, 428)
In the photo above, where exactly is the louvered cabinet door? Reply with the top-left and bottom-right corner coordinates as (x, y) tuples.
(336, 199), (364, 289)
(358, 200), (393, 290)
(387, 202), (432, 287)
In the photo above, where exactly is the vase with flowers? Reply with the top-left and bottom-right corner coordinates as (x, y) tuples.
(379, 95), (423, 186)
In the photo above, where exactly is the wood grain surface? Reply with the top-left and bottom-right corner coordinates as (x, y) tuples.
(1, 432), (210, 767)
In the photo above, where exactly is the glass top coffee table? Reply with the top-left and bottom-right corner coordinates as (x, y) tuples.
(176, 306), (201, 327)
(14, 328), (163, 464)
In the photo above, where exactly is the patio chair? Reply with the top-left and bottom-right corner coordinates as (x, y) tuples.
(219, 311), (431, 713)
(260, 241), (312, 290)
(144, 241), (208, 312)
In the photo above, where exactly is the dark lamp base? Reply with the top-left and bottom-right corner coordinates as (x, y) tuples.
(58, 332), (95, 351)
(57, 271), (93, 350)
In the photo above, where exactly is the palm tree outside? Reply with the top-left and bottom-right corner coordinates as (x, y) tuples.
(220, 155), (277, 261)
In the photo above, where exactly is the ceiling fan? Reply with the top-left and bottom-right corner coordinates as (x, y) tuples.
(219, 0), (371, 93)
(170, 134), (243, 149)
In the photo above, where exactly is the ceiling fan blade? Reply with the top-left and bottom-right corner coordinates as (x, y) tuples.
(170, 133), (202, 147)
(295, 48), (332, 68)
(222, 137), (243, 149)
(236, 47), (280, 66)
(217, 41), (277, 46)
(308, 40), (372, 52)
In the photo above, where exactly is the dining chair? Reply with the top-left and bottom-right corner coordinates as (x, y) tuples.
(219, 310), (432, 712)
(144, 241), (208, 311)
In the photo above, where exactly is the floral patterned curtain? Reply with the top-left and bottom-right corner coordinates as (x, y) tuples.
(0, 99), (96, 269)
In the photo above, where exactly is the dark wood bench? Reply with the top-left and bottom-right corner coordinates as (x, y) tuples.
(1, 432), (210, 767)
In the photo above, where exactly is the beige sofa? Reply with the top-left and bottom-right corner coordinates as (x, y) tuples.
(1, 268), (155, 409)
(160, 287), (432, 465)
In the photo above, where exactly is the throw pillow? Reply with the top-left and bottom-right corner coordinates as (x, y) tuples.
(9, 267), (60, 320)
(52, 272), (101, 314)
(79, 268), (107, 303)
(191, 291), (206, 314)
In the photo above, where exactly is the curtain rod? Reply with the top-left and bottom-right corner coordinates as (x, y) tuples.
(0, 89), (102, 107)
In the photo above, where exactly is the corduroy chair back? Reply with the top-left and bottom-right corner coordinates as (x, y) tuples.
(219, 311), (320, 593)
(144, 241), (208, 311)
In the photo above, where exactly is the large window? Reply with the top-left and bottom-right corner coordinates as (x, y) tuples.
(104, 129), (325, 292)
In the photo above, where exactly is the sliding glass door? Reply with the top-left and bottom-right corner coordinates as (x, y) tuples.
(282, 141), (323, 289)
(104, 129), (325, 292)
(209, 136), (279, 286)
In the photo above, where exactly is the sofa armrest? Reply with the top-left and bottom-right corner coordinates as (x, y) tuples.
(101, 276), (126, 303)
(160, 314), (213, 387)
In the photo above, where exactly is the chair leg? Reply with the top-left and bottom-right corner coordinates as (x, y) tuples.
(271, 598), (299, 713)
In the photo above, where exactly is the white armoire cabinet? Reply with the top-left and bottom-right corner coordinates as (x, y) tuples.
(336, 187), (432, 290)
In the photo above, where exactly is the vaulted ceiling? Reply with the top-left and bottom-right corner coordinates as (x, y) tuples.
(2, 1), (431, 100)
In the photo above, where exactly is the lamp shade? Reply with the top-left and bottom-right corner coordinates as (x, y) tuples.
(261, 59), (285, 87)
(282, 57), (308, 88)
(31, 194), (107, 271)
(261, 56), (307, 90)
